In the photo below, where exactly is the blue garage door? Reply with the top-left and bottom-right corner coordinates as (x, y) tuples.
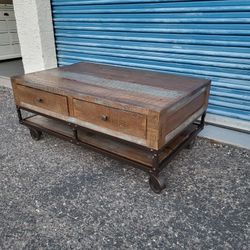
(51, 0), (250, 128)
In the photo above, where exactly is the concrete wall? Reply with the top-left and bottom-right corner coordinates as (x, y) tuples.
(13, 0), (57, 73)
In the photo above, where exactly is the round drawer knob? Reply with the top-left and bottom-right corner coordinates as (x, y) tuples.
(101, 115), (108, 121)
(36, 97), (43, 103)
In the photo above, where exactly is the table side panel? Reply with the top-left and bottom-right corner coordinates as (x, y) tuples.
(159, 86), (209, 148)
(146, 110), (161, 149)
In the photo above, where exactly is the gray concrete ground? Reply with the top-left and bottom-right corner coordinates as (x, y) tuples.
(0, 59), (24, 78)
(0, 86), (249, 249)
(0, 59), (24, 88)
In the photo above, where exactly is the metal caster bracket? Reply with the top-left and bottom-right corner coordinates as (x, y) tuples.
(149, 174), (166, 194)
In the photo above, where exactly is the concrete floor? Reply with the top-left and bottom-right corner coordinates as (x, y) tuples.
(0, 59), (24, 88)
(200, 125), (250, 150)
(0, 86), (249, 249)
(0, 59), (24, 77)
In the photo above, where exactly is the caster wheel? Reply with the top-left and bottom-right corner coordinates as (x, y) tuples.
(29, 128), (42, 141)
(149, 174), (166, 194)
(186, 139), (195, 149)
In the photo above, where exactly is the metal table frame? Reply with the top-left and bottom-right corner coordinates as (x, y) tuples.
(16, 105), (206, 193)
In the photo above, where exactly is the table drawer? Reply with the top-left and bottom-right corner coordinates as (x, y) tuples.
(16, 84), (69, 116)
(73, 99), (147, 139)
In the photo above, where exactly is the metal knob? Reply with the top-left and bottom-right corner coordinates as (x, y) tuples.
(101, 115), (108, 121)
(36, 97), (43, 103)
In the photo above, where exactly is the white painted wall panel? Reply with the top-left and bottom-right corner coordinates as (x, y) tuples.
(0, 20), (8, 32)
(13, 0), (57, 73)
(0, 4), (21, 60)
(0, 33), (9, 45)
(7, 20), (17, 30)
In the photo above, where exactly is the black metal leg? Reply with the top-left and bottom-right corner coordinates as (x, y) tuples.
(16, 106), (23, 124)
(200, 111), (206, 128)
(29, 127), (42, 141)
(68, 123), (80, 144)
(148, 150), (166, 194)
(151, 149), (159, 174)
(72, 126), (78, 140)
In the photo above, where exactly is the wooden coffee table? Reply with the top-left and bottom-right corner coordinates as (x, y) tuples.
(11, 62), (210, 193)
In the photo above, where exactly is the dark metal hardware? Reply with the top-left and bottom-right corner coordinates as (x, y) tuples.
(36, 97), (43, 103)
(30, 128), (42, 141)
(16, 106), (23, 124)
(101, 115), (108, 121)
(4, 13), (9, 16)
(200, 111), (206, 129)
(72, 127), (78, 140)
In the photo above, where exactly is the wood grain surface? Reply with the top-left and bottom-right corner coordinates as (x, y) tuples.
(11, 62), (211, 149)
(15, 84), (69, 116)
(12, 62), (210, 112)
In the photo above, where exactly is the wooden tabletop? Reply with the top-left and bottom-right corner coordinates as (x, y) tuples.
(13, 62), (210, 112)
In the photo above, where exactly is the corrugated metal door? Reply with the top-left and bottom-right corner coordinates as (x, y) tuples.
(51, 0), (250, 129)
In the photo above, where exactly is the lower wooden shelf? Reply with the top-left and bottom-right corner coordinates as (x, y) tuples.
(23, 114), (200, 169)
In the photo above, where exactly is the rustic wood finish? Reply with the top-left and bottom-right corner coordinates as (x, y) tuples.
(11, 62), (210, 150)
(23, 115), (199, 168)
(73, 99), (147, 139)
(159, 87), (208, 147)
(15, 84), (69, 116)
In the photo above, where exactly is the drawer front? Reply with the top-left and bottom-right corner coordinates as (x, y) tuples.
(73, 99), (147, 139)
(16, 84), (69, 116)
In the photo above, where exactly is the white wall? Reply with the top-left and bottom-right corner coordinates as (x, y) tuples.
(13, 0), (57, 73)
